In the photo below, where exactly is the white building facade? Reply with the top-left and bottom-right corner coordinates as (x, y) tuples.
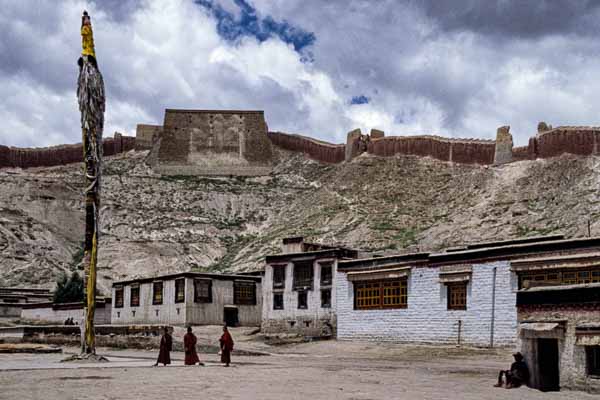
(262, 237), (359, 336)
(111, 272), (262, 327)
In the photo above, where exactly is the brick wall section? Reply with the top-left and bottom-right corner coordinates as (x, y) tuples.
(367, 136), (496, 165)
(511, 146), (530, 161)
(533, 127), (600, 158)
(268, 131), (345, 164)
(336, 261), (517, 347)
(0, 133), (136, 169)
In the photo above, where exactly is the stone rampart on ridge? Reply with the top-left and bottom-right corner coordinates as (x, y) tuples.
(0, 133), (135, 169)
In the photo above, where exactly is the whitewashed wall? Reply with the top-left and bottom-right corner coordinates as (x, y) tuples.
(21, 304), (111, 325)
(112, 278), (262, 326)
(262, 259), (336, 336)
(336, 261), (518, 347)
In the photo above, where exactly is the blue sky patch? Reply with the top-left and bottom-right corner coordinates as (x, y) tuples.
(195, 0), (316, 53)
(350, 95), (369, 105)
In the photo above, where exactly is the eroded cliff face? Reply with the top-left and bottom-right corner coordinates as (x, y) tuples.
(1, 149), (598, 294)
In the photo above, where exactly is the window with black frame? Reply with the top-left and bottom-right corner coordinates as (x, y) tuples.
(272, 264), (286, 289)
(152, 281), (163, 305)
(587, 346), (600, 377)
(321, 289), (331, 308)
(130, 285), (140, 307)
(297, 291), (308, 309)
(174, 278), (185, 303)
(273, 293), (284, 310)
(293, 261), (313, 290)
(194, 279), (212, 303)
(320, 263), (332, 286)
(114, 286), (124, 308)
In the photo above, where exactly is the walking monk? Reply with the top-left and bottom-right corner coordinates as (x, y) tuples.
(184, 326), (204, 366)
(219, 325), (234, 367)
(154, 327), (172, 366)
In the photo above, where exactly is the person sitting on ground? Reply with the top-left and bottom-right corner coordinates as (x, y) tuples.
(154, 327), (172, 367)
(184, 326), (204, 366)
(219, 325), (234, 367)
(494, 352), (529, 388)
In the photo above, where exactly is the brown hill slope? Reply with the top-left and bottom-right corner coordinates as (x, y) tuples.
(0, 149), (598, 294)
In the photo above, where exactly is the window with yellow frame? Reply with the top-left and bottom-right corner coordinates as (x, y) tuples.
(519, 268), (600, 289)
(355, 279), (407, 310)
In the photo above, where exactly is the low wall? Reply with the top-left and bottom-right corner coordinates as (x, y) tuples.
(0, 133), (136, 169)
(268, 131), (345, 164)
(20, 301), (111, 325)
(368, 136), (495, 165)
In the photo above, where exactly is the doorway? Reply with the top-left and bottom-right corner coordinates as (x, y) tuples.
(224, 307), (239, 327)
(537, 338), (560, 391)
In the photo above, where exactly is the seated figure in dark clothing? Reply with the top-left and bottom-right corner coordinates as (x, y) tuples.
(495, 352), (529, 388)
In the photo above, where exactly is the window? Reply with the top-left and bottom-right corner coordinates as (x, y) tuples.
(320, 263), (332, 286)
(293, 261), (313, 290)
(273, 293), (284, 310)
(298, 291), (308, 309)
(114, 287), (124, 308)
(586, 346), (600, 377)
(152, 282), (163, 305)
(321, 289), (331, 308)
(175, 279), (185, 303)
(355, 279), (407, 310)
(273, 265), (286, 289)
(447, 282), (467, 310)
(130, 285), (140, 307)
(519, 268), (600, 288)
(194, 279), (212, 303)
(234, 281), (256, 305)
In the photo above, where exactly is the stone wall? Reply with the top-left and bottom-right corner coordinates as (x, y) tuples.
(155, 109), (274, 176)
(267, 131), (345, 164)
(532, 127), (600, 159)
(0, 133), (136, 169)
(336, 261), (517, 346)
(135, 124), (162, 150)
(367, 136), (496, 165)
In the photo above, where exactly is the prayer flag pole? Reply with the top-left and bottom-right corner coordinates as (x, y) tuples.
(77, 10), (104, 355)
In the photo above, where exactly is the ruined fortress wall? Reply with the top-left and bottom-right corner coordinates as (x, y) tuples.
(367, 136), (495, 165)
(532, 127), (600, 158)
(135, 124), (162, 150)
(0, 133), (135, 169)
(511, 146), (531, 161)
(267, 131), (345, 163)
(156, 110), (273, 176)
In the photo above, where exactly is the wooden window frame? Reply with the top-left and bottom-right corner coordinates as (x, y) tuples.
(293, 261), (314, 290)
(321, 289), (331, 308)
(234, 281), (256, 305)
(114, 287), (124, 308)
(273, 292), (284, 310)
(152, 281), (163, 305)
(354, 279), (407, 310)
(130, 285), (140, 307)
(446, 282), (467, 310)
(194, 279), (212, 303)
(174, 278), (186, 303)
(519, 267), (600, 289)
(586, 346), (600, 377)
(272, 265), (286, 290)
(320, 263), (333, 287)
(297, 290), (308, 309)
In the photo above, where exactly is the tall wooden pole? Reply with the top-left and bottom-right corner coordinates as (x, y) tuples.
(77, 10), (104, 355)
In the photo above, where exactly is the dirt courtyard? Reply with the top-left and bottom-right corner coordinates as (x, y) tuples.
(0, 340), (595, 400)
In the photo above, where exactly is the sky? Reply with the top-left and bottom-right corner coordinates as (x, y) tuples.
(2, 0), (600, 148)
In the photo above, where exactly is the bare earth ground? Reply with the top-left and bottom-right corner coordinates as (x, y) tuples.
(0, 336), (595, 400)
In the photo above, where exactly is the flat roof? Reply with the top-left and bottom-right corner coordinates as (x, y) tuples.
(112, 272), (261, 287)
(265, 248), (359, 264)
(336, 236), (600, 271)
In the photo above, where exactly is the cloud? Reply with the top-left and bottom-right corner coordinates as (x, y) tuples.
(2, 0), (600, 148)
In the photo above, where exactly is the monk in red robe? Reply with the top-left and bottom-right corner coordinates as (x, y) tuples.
(219, 325), (234, 367)
(184, 326), (204, 366)
(154, 327), (172, 366)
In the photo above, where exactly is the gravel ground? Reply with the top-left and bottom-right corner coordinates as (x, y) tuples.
(0, 341), (595, 400)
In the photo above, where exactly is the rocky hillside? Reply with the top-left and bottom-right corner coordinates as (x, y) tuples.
(1, 148), (598, 295)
